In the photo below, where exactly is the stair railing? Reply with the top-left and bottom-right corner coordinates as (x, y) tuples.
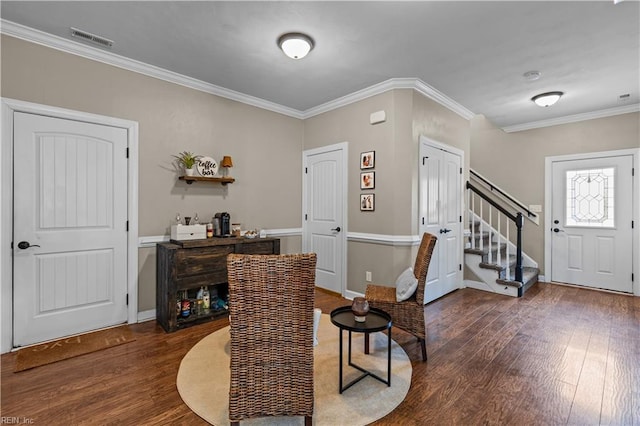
(467, 181), (523, 282)
(470, 169), (539, 225)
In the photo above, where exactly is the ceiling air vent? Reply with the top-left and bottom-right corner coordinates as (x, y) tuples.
(70, 27), (113, 48)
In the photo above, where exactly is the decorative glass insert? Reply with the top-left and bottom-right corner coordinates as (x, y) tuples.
(565, 167), (614, 227)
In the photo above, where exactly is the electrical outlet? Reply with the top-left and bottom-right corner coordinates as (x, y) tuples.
(365, 271), (372, 282)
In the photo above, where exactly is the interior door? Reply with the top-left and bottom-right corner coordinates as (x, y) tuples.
(303, 144), (346, 295)
(551, 155), (633, 292)
(420, 140), (463, 304)
(13, 112), (129, 347)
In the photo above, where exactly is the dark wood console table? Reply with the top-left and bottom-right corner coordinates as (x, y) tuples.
(156, 237), (280, 332)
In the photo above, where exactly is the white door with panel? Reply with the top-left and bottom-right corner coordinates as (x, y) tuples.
(419, 139), (463, 304)
(303, 144), (346, 295)
(13, 112), (129, 347)
(551, 155), (633, 293)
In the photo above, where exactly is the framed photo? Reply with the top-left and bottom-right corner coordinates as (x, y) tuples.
(360, 171), (375, 189)
(360, 151), (375, 169)
(360, 194), (375, 211)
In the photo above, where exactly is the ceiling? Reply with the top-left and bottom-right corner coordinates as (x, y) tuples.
(2, 1), (639, 131)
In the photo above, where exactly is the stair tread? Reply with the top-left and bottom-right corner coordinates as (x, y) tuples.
(479, 255), (516, 271)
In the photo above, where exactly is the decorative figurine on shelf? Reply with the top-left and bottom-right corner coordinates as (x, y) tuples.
(173, 151), (202, 177)
(181, 299), (191, 318)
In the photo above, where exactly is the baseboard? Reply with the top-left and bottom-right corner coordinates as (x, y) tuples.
(137, 309), (156, 323)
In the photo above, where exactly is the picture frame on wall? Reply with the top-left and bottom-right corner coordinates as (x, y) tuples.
(360, 193), (375, 211)
(360, 171), (375, 189)
(360, 151), (375, 169)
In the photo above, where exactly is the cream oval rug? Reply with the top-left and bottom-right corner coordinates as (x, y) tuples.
(177, 314), (412, 425)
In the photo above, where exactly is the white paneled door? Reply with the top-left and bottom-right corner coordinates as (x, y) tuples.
(551, 155), (633, 293)
(303, 144), (346, 295)
(13, 112), (129, 347)
(420, 138), (463, 304)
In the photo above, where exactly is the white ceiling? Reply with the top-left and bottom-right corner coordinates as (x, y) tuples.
(2, 1), (639, 131)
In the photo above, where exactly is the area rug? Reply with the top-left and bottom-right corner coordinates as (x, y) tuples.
(15, 325), (135, 372)
(177, 314), (412, 425)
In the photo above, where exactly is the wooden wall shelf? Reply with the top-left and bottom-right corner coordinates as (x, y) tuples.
(178, 176), (235, 185)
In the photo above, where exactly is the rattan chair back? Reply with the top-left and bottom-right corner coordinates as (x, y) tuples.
(227, 253), (317, 424)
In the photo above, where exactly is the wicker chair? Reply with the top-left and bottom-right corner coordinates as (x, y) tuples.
(227, 253), (317, 426)
(364, 233), (437, 361)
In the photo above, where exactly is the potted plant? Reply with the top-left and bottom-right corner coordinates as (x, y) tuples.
(173, 151), (201, 176)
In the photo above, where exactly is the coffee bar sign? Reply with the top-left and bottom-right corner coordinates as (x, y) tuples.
(197, 156), (219, 177)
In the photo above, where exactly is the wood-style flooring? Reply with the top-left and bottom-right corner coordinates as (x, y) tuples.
(1, 283), (638, 425)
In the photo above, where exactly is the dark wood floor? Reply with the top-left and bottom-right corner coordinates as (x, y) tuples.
(2, 283), (638, 425)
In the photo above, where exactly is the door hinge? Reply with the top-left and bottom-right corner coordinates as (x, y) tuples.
(459, 264), (462, 271)
(126, 147), (129, 158)
(126, 294), (129, 305)
(459, 216), (462, 222)
(632, 220), (634, 229)
(305, 214), (308, 221)
(305, 167), (308, 174)
(422, 217), (425, 225)
(632, 273), (634, 282)
(126, 220), (129, 232)
(632, 167), (634, 176)
(460, 167), (462, 174)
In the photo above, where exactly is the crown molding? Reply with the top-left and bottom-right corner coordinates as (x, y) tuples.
(502, 103), (640, 133)
(0, 19), (305, 119)
(9, 19), (632, 130)
(1, 19), (474, 123)
(301, 77), (475, 121)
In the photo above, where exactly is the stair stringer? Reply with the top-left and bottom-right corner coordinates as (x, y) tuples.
(464, 212), (538, 297)
(465, 251), (520, 297)
(468, 212), (538, 270)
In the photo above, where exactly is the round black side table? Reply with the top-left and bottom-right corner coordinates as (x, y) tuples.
(330, 306), (392, 393)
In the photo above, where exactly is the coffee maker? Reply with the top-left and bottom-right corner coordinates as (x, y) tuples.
(214, 212), (230, 236)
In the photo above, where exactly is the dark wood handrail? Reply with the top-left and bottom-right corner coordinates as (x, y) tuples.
(467, 181), (523, 283)
(470, 169), (537, 219)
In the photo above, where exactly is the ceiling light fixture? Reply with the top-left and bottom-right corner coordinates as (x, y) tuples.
(278, 32), (314, 60)
(531, 91), (564, 107)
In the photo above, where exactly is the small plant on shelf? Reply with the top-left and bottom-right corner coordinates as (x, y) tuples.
(173, 151), (201, 176)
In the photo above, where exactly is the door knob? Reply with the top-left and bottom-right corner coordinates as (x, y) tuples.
(331, 227), (341, 232)
(17, 241), (40, 249)
(439, 228), (451, 234)
(552, 228), (564, 233)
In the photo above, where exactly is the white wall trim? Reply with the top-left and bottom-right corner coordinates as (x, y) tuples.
(6, 19), (634, 132)
(544, 148), (639, 296)
(503, 104), (640, 133)
(302, 78), (475, 121)
(347, 232), (420, 246)
(137, 309), (156, 323)
(1, 97), (139, 353)
(0, 20), (473, 123)
(0, 19), (304, 120)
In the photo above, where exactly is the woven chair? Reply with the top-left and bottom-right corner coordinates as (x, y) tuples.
(227, 253), (317, 426)
(364, 233), (437, 361)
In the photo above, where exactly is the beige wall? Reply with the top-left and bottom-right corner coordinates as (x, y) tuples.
(304, 89), (471, 294)
(2, 35), (304, 311)
(470, 112), (640, 274)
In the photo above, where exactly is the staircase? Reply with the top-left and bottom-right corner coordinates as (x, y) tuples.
(465, 219), (539, 297)
(464, 173), (539, 297)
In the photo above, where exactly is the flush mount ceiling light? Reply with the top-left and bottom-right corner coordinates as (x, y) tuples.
(531, 91), (564, 107)
(277, 32), (314, 59)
